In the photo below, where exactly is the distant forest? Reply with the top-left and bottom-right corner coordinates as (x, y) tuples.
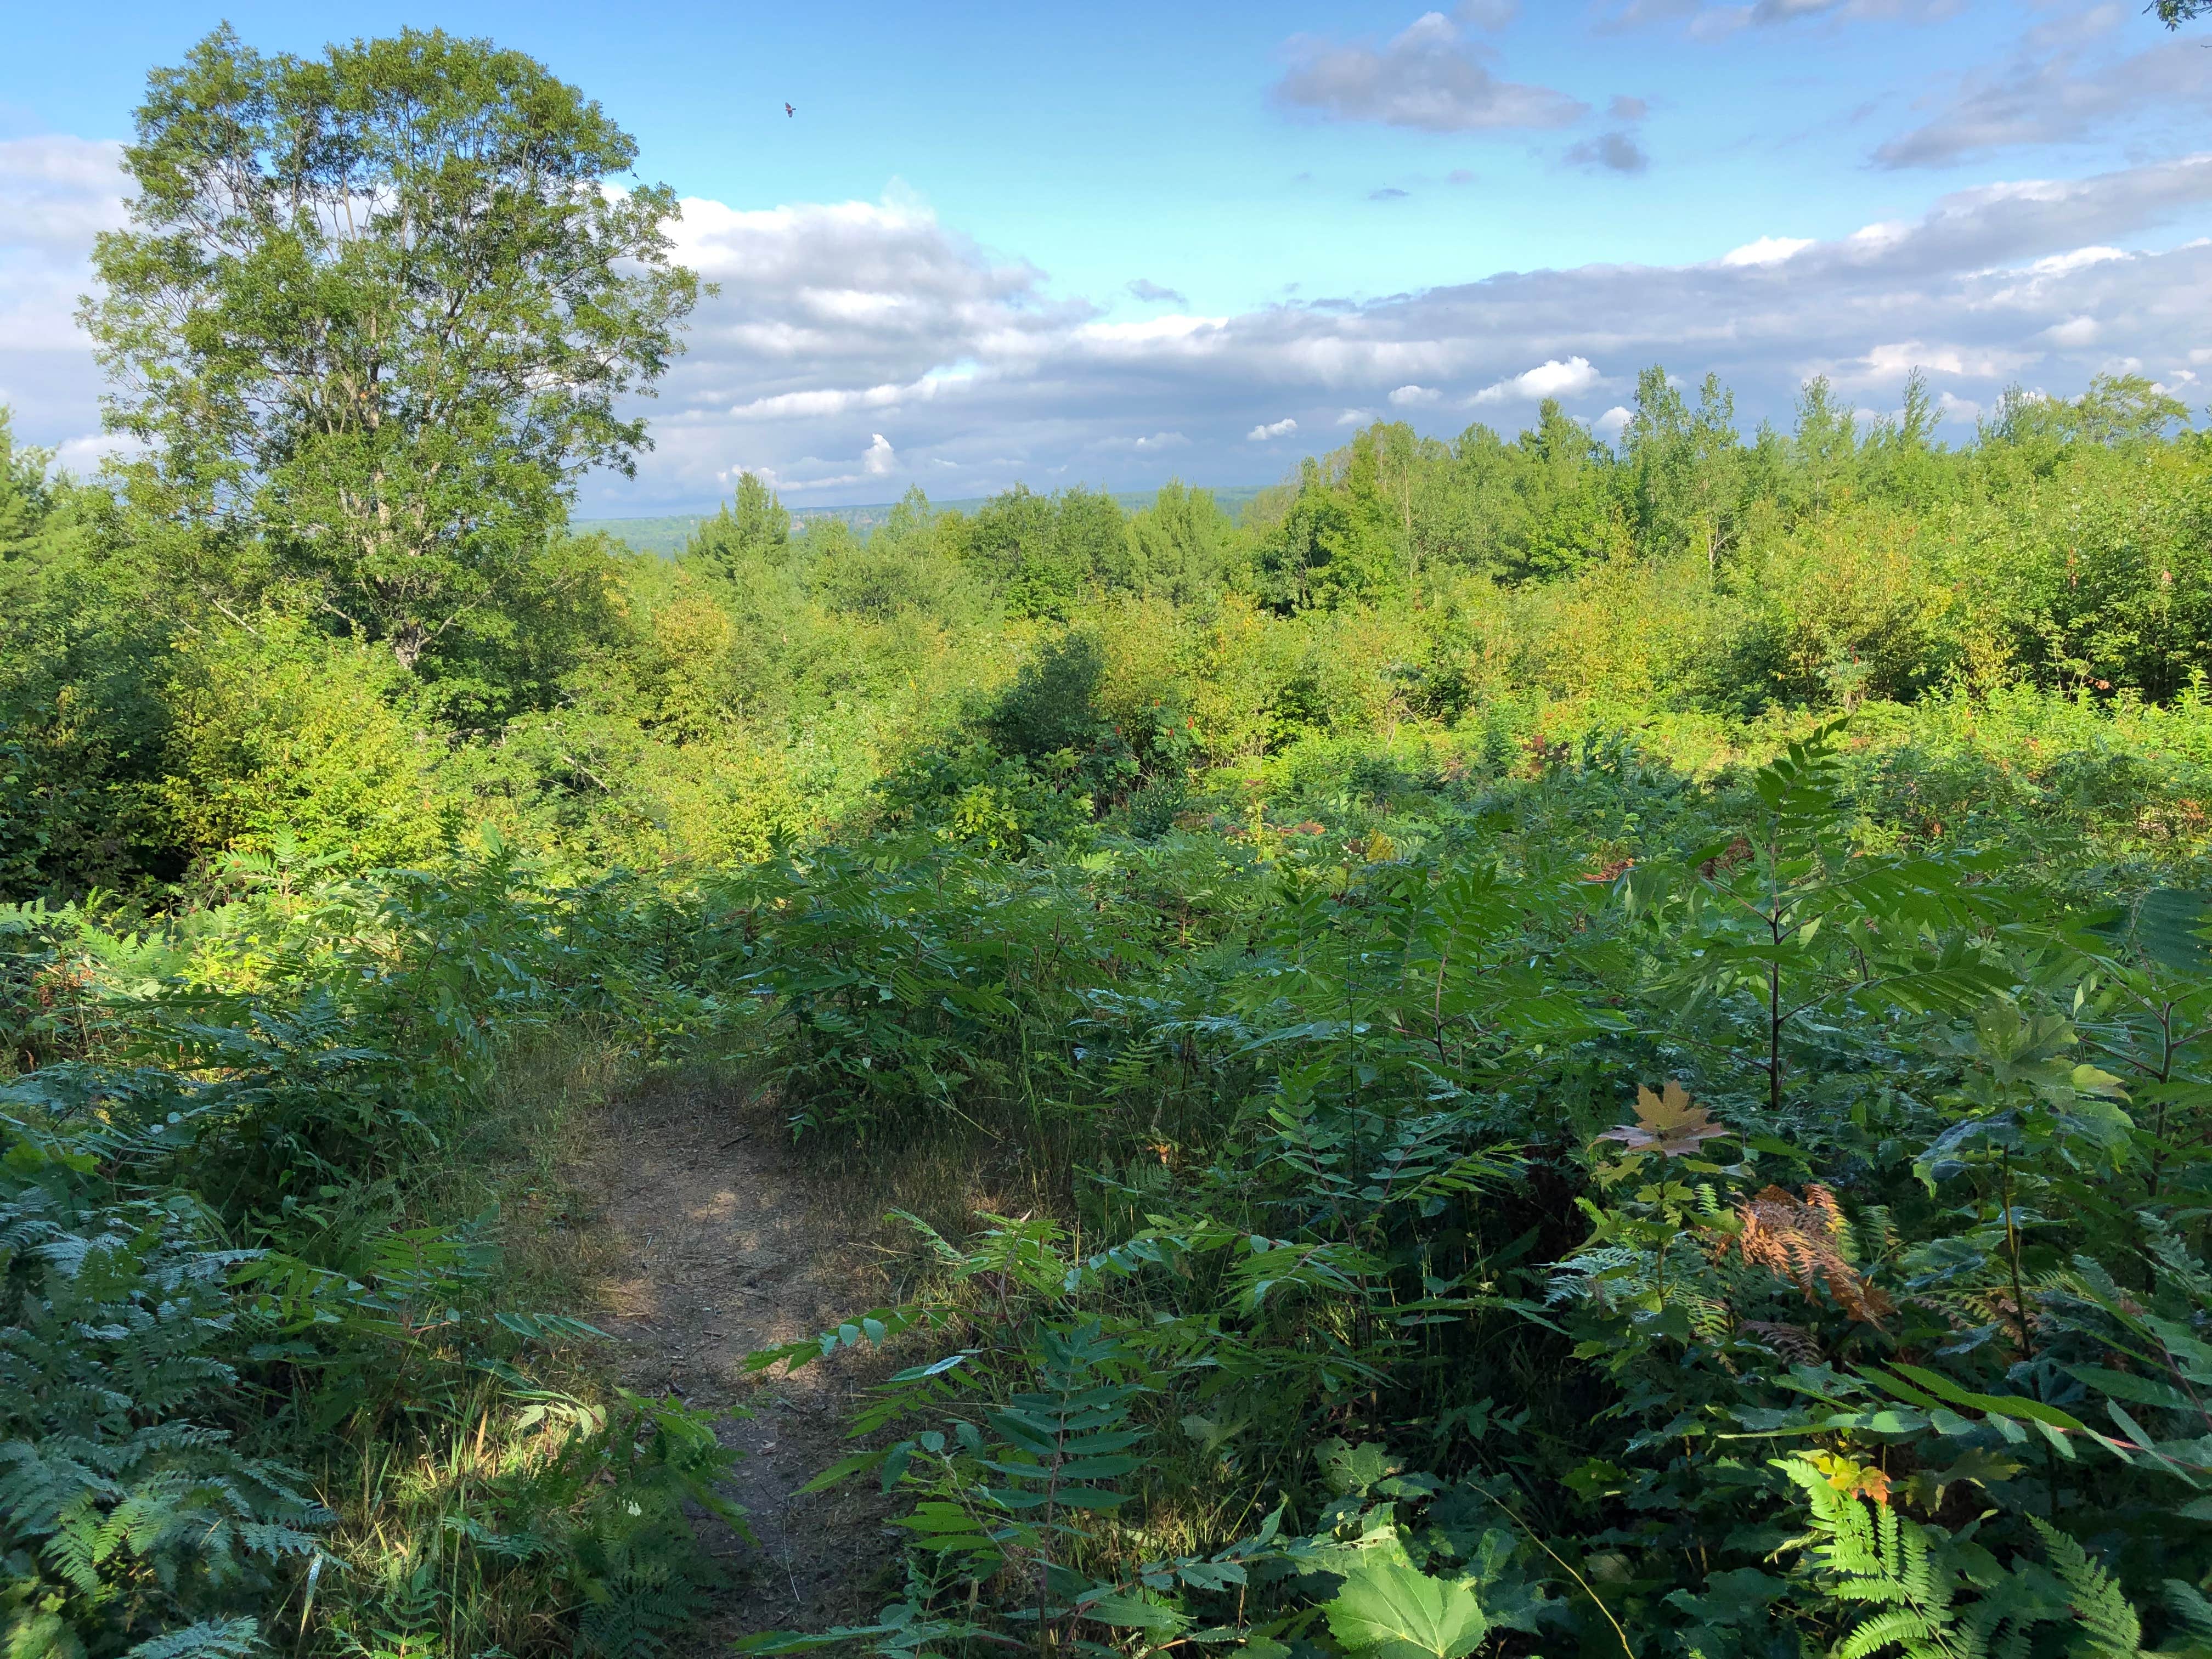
(585, 487), (1270, 558)
(8, 364), (2206, 890)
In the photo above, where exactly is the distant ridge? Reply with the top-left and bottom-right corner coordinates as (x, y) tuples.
(577, 485), (1268, 558)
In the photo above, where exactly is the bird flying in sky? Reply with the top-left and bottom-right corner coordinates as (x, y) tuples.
(784, 103), (794, 117)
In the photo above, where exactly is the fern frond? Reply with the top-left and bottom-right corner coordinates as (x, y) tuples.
(2165, 1578), (2212, 1643)
(2030, 1519), (2143, 1659)
(1834, 1609), (1949, 1659)
(122, 1616), (263, 1659)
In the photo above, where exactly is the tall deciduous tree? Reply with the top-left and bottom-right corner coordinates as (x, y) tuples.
(84, 26), (703, 669)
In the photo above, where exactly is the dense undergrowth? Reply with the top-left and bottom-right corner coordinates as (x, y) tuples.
(18, 703), (2212, 1659)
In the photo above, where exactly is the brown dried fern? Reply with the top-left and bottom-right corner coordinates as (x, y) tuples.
(1715, 1184), (1894, 1328)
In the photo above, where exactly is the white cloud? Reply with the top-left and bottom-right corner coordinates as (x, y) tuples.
(1271, 11), (1587, 133)
(8, 136), (2212, 509)
(1593, 405), (1633, 441)
(50, 431), (140, 477)
(1843, 340), (2032, 386)
(2027, 246), (2128, 278)
(2043, 315), (2100, 348)
(0, 136), (128, 251)
(861, 432), (896, 474)
(1079, 314), (1232, 348)
(1721, 235), (1814, 267)
(464, 151), (2212, 500)
(0, 136), (130, 453)
(726, 379), (946, 420)
(1389, 383), (1441, 405)
(1472, 356), (1602, 403)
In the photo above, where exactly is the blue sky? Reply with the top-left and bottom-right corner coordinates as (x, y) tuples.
(3, 1), (2209, 509)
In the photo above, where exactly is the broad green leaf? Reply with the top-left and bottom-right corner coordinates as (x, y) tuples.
(1324, 1560), (1490, 1659)
(1081, 1590), (1189, 1633)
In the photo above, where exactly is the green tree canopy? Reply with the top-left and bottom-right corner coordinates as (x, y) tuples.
(1252, 439), (1403, 611)
(85, 25), (702, 669)
(1128, 480), (1236, 603)
(0, 409), (59, 554)
(684, 472), (792, 577)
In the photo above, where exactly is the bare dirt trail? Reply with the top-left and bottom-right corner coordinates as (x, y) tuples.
(565, 1075), (905, 1644)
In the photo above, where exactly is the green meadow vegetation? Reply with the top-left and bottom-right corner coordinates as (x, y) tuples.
(12, 21), (2212, 1659)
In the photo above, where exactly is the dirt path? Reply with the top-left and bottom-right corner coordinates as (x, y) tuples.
(567, 1075), (904, 1643)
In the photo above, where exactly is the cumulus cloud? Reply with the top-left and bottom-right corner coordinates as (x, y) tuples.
(1127, 277), (1187, 304)
(1875, 33), (2211, 169)
(0, 136), (128, 448)
(52, 431), (140, 475)
(1565, 132), (1649, 174)
(1608, 95), (1651, 122)
(666, 193), (1081, 385)
(1271, 11), (1587, 133)
(1472, 357), (1605, 403)
(1722, 235), (1815, 267)
(7, 134), (2212, 509)
(283, 151), (2212, 499)
(0, 136), (128, 250)
(1849, 340), (2028, 384)
(1390, 384), (1441, 405)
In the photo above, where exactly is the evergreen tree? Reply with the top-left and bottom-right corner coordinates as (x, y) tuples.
(685, 473), (792, 577)
(1129, 481), (1236, 603)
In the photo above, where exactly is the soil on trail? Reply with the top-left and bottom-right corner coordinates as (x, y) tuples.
(568, 1076), (903, 1644)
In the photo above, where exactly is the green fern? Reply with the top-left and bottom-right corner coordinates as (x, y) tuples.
(1779, 1458), (2034, 1659)
(1778, 1459), (2166, 1659)
(2028, 1520), (2142, 1659)
(121, 1618), (263, 1659)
